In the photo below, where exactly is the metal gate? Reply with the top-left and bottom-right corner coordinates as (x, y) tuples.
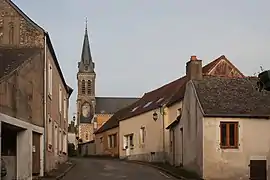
(249, 159), (266, 180)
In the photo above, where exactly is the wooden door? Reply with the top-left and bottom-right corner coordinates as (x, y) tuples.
(249, 159), (266, 180)
(32, 132), (40, 175)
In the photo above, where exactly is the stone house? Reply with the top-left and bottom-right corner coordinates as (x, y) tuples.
(117, 55), (244, 161)
(167, 75), (270, 180)
(0, 0), (73, 177)
(165, 55), (245, 164)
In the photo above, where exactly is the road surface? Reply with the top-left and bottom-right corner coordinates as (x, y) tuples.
(63, 158), (179, 180)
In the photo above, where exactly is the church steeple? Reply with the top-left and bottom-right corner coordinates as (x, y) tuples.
(78, 18), (95, 73)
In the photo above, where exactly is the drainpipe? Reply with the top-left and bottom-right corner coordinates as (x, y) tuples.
(160, 105), (165, 162)
(43, 32), (47, 175)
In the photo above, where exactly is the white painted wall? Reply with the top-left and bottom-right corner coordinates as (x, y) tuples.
(0, 113), (44, 180)
(119, 109), (166, 162)
(68, 132), (77, 149)
(173, 82), (203, 176)
(203, 117), (270, 180)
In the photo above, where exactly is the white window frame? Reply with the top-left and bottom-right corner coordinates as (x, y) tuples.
(140, 127), (145, 144)
(108, 134), (116, 148)
(48, 64), (53, 97)
(48, 116), (53, 150)
(63, 97), (67, 119)
(54, 123), (58, 156)
(59, 85), (62, 112)
(59, 128), (62, 154)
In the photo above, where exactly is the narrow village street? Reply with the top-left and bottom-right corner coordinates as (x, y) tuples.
(62, 158), (178, 180)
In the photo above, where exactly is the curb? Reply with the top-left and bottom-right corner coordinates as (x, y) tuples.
(127, 160), (187, 180)
(55, 163), (76, 180)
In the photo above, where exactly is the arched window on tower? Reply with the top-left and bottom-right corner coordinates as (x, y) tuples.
(82, 80), (86, 94)
(87, 80), (92, 95)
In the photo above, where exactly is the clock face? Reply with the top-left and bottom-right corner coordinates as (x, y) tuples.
(82, 102), (91, 118)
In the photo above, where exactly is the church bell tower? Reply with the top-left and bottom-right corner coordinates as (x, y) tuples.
(76, 19), (96, 142)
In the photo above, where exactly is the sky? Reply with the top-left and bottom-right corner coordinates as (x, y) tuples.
(13, 0), (270, 120)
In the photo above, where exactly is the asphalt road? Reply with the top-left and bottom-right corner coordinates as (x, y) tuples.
(62, 158), (179, 180)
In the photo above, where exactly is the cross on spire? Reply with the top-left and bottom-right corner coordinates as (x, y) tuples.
(85, 17), (88, 32)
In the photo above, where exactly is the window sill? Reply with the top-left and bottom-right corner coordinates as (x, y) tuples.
(220, 146), (239, 149)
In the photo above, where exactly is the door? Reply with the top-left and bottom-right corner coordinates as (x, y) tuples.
(125, 136), (130, 156)
(180, 127), (183, 166)
(172, 129), (176, 165)
(32, 132), (41, 175)
(249, 159), (266, 180)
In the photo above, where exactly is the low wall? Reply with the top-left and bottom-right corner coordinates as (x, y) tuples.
(120, 151), (167, 163)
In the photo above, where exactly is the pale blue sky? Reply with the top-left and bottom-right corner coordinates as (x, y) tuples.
(13, 0), (270, 119)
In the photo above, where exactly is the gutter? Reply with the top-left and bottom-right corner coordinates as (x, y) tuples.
(204, 114), (270, 119)
(43, 32), (47, 174)
(159, 105), (166, 162)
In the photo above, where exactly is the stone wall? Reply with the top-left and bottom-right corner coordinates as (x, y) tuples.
(0, 51), (44, 127)
(0, 0), (44, 48)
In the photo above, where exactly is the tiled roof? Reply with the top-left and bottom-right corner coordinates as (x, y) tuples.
(7, 0), (73, 96)
(166, 55), (244, 106)
(193, 76), (270, 117)
(95, 97), (139, 114)
(94, 106), (131, 134)
(96, 55), (244, 132)
(0, 47), (42, 79)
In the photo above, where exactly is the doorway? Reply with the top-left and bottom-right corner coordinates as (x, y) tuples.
(32, 132), (41, 176)
(180, 127), (183, 166)
(124, 134), (133, 157)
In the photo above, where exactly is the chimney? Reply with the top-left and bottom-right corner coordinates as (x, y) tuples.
(186, 55), (202, 80)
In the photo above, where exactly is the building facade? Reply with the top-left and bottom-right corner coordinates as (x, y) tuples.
(168, 76), (270, 180)
(0, 0), (73, 177)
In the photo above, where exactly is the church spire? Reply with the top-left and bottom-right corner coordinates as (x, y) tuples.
(78, 17), (95, 73)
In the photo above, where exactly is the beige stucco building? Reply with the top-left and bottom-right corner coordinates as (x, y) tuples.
(117, 55), (244, 162)
(167, 72), (270, 179)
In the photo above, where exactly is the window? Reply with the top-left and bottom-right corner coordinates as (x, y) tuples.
(129, 134), (134, 146)
(48, 64), (53, 97)
(63, 132), (67, 153)
(63, 97), (67, 119)
(143, 101), (152, 108)
(82, 80), (86, 94)
(220, 122), (239, 149)
(139, 127), (146, 144)
(48, 117), (52, 150)
(54, 124), (58, 155)
(59, 129), (62, 153)
(87, 80), (92, 94)
(108, 134), (117, 148)
(59, 85), (62, 112)
(100, 137), (103, 143)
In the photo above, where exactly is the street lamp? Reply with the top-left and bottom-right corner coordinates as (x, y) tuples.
(153, 112), (158, 121)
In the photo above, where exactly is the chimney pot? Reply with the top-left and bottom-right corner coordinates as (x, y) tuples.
(190, 55), (197, 61)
